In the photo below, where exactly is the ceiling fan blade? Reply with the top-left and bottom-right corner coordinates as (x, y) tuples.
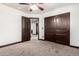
(37, 5), (44, 11)
(38, 3), (43, 4)
(19, 3), (29, 5)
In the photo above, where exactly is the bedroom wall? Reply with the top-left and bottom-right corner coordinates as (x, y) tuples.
(0, 4), (24, 46)
(0, 4), (40, 46)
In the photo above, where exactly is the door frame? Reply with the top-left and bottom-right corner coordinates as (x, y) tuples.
(29, 17), (39, 40)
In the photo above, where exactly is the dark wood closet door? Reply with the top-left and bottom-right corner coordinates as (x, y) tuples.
(22, 16), (30, 42)
(54, 13), (70, 45)
(45, 13), (70, 45)
(45, 16), (55, 41)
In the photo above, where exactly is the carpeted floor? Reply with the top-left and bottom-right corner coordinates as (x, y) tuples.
(0, 35), (79, 56)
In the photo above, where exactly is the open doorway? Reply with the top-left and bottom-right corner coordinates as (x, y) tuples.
(30, 18), (39, 41)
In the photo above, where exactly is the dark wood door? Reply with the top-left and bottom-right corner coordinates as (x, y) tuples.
(45, 13), (70, 45)
(22, 16), (30, 42)
(54, 13), (70, 45)
(36, 23), (39, 35)
(45, 16), (55, 41)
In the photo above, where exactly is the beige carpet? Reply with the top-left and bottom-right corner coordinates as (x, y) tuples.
(0, 36), (79, 56)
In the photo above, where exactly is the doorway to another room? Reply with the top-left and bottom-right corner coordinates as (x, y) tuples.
(30, 18), (39, 41)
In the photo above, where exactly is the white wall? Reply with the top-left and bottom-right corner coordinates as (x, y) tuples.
(0, 4), (25, 46)
(39, 16), (44, 39)
(39, 4), (79, 47)
(0, 4), (40, 46)
(70, 4), (79, 47)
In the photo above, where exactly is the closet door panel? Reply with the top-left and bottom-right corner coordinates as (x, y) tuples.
(45, 13), (70, 45)
(45, 17), (55, 41)
(55, 13), (70, 45)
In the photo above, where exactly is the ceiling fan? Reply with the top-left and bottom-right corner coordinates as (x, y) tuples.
(19, 3), (44, 11)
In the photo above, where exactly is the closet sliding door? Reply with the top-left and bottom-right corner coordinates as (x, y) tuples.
(45, 13), (70, 45)
(54, 13), (70, 45)
(45, 16), (55, 42)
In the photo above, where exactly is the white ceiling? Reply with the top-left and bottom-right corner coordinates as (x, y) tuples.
(2, 3), (74, 14)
